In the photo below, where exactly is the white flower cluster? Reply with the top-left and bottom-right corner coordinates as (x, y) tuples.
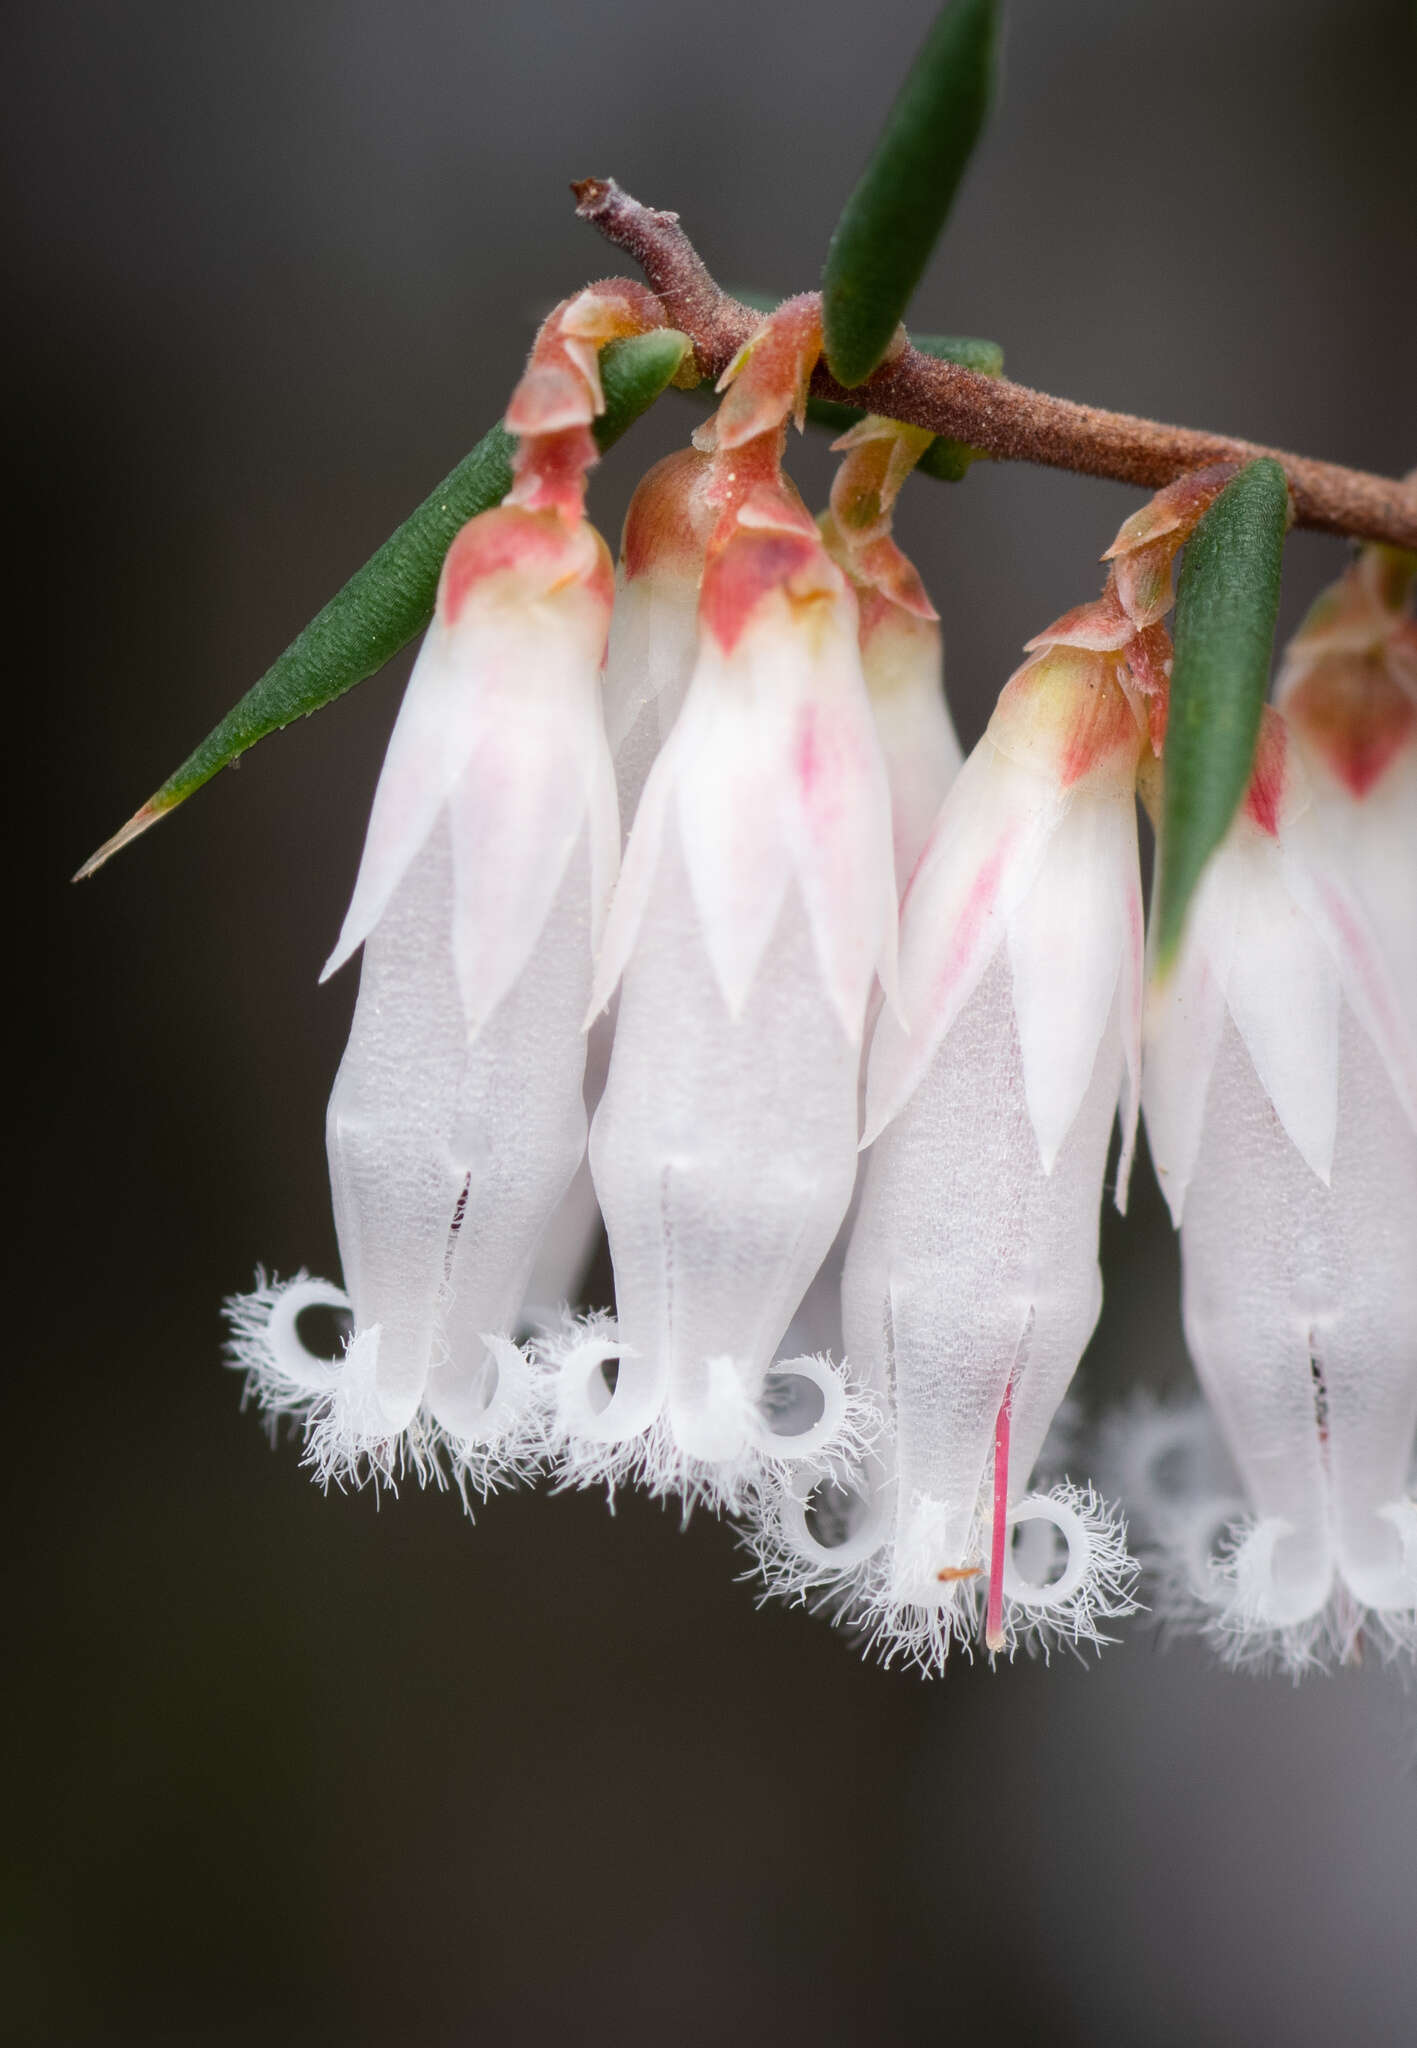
(227, 301), (1417, 1678)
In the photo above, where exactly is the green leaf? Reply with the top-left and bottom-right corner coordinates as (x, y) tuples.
(1152, 457), (1292, 976)
(821, 0), (999, 387)
(76, 328), (688, 877)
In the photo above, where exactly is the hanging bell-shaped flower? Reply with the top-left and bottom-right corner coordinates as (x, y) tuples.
(547, 494), (898, 1509)
(1143, 705), (1417, 1668)
(229, 503), (618, 1493)
(750, 633), (1144, 1670)
(523, 447), (721, 1327)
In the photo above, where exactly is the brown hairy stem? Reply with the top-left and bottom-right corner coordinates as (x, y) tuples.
(572, 178), (1417, 551)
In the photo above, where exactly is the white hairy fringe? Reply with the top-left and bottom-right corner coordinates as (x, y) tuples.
(743, 1473), (1139, 1677)
(1143, 1515), (1417, 1680)
(224, 1269), (548, 1510)
(1098, 1392), (1417, 1678)
(536, 1310), (881, 1520)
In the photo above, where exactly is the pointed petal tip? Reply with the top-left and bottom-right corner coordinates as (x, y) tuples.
(72, 799), (168, 881)
(318, 935), (356, 985)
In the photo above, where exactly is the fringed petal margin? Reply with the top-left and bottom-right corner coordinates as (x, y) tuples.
(742, 1471), (1139, 1677)
(538, 1312), (881, 1520)
(224, 1271), (547, 1510)
(1098, 1392), (1417, 1678)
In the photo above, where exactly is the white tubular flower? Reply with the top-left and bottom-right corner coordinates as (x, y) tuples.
(1143, 705), (1417, 1671)
(749, 639), (1145, 1671)
(228, 503), (618, 1493)
(548, 504), (898, 1509)
(523, 448), (720, 1325)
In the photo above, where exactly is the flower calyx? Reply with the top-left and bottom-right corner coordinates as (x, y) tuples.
(504, 279), (666, 520)
(820, 414), (938, 623)
(1277, 541), (1417, 799)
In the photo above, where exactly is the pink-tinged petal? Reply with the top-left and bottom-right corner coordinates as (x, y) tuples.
(324, 507), (613, 989)
(1242, 707), (1290, 836)
(862, 744), (1064, 1143)
(671, 642), (795, 1017)
(321, 620), (499, 982)
(698, 525), (829, 657)
(1006, 791), (1136, 1174)
(1142, 859), (1239, 1227)
(988, 646), (1141, 796)
(782, 633), (900, 1041)
(1281, 653), (1417, 801)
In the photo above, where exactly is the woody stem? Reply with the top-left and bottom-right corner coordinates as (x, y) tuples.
(572, 178), (1417, 551)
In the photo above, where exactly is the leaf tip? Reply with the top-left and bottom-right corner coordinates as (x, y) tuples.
(72, 798), (169, 881)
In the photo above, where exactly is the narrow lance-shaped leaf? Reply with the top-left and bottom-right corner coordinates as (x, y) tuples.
(821, 0), (998, 388)
(1152, 456), (1292, 977)
(76, 328), (689, 878)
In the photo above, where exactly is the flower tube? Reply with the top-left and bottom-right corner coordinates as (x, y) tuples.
(226, 283), (661, 1494)
(746, 472), (1253, 1671)
(747, 608), (1159, 1670)
(779, 418), (962, 1366)
(229, 505), (618, 1490)
(1144, 706), (1417, 1669)
(523, 448), (719, 1325)
(548, 498), (898, 1508)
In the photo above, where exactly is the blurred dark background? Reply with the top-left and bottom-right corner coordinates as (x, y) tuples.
(13, 2), (1417, 2041)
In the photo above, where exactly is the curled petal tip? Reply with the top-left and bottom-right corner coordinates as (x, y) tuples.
(73, 799), (167, 880)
